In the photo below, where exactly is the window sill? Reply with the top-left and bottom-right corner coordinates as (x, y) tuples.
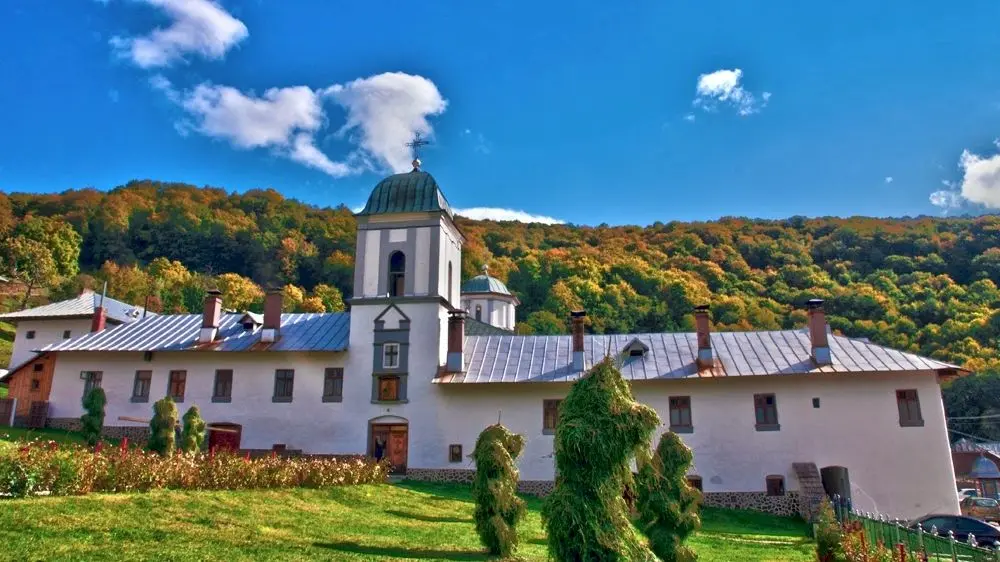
(899, 420), (924, 427)
(755, 423), (780, 432)
(212, 396), (231, 403)
(130, 396), (149, 403)
(170, 398), (185, 404)
(272, 397), (293, 403)
(542, 428), (556, 436)
(670, 425), (693, 434)
(372, 399), (408, 405)
(322, 396), (343, 403)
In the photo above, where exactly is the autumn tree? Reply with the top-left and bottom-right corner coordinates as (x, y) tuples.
(216, 273), (264, 311)
(312, 284), (345, 312)
(1, 238), (58, 307)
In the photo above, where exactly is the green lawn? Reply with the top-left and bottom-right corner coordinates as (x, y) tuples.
(0, 426), (96, 445)
(0, 480), (813, 561)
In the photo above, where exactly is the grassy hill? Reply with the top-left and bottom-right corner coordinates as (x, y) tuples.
(0, 481), (813, 561)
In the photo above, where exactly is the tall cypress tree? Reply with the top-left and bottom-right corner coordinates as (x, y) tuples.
(472, 423), (526, 558)
(636, 431), (702, 562)
(181, 405), (207, 454)
(148, 397), (178, 456)
(542, 357), (660, 561)
(80, 387), (106, 447)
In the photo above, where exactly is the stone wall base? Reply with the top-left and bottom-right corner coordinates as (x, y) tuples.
(45, 418), (150, 445)
(404, 468), (802, 518)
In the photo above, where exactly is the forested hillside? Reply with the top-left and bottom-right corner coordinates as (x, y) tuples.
(2, 179), (1000, 435)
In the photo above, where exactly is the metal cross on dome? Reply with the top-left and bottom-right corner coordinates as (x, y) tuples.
(405, 133), (430, 169)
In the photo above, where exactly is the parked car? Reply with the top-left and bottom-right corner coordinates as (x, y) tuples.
(961, 497), (1000, 522)
(959, 488), (979, 501)
(908, 514), (1000, 545)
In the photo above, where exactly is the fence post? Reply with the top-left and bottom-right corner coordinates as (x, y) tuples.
(948, 530), (957, 562)
(993, 540), (1000, 562)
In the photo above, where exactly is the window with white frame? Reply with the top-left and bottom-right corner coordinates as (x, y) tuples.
(383, 343), (400, 369)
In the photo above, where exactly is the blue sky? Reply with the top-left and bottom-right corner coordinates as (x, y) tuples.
(3, 0), (1000, 225)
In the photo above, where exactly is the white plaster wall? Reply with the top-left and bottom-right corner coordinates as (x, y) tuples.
(361, 229), (380, 297)
(437, 217), (462, 307)
(8, 319), (92, 368)
(50, 351), (349, 452)
(414, 227), (430, 296)
(432, 371), (958, 520)
(460, 297), (515, 330)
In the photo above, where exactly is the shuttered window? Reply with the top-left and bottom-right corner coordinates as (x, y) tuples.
(323, 368), (343, 402)
(168, 370), (186, 402)
(754, 393), (779, 431)
(132, 370), (151, 402)
(213, 369), (233, 402)
(273, 369), (294, 402)
(669, 396), (693, 432)
(543, 399), (561, 435)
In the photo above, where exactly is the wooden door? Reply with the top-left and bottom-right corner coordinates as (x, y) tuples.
(27, 401), (48, 429)
(208, 423), (242, 452)
(371, 424), (408, 474)
(0, 398), (13, 427)
(389, 426), (408, 471)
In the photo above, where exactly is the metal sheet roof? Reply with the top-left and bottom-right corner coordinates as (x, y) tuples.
(0, 291), (149, 324)
(465, 318), (514, 336)
(40, 313), (349, 353)
(357, 170), (454, 217)
(444, 329), (961, 383)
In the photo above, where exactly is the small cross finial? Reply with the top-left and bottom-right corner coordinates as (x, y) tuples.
(405, 132), (431, 170)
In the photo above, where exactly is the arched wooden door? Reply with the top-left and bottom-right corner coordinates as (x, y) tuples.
(370, 422), (408, 474)
(208, 423), (242, 452)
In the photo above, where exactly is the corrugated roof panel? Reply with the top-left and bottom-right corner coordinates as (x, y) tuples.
(0, 292), (151, 324)
(452, 329), (962, 384)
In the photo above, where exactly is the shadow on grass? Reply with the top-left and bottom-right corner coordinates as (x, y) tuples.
(386, 509), (474, 523)
(314, 542), (489, 560)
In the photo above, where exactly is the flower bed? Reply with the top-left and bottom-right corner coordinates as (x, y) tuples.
(0, 439), (389, 498)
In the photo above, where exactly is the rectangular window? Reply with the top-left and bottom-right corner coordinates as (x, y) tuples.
(896, 389), (924, 427)
(686, 475), (703, 492)
(213, 369), (233, 403)
(449, 444), (463, 463)
(81, 371), (102, 398)
(543, 399), (561, 435)
(377, 376), (400, 401)
(30, 378), (40, 392)
(323, 368), (344, 402)
(132, 370), (151, 402)
(382, 343), (400, 369)
(669, 396), (693, 432)
(766, 475), (786, 496)
(63, 330), (71, 339)
(754, 393), (779, 431)
(168, 370), (186, 402)
(33, 363), (43, 372)
(26, 330), (35, 340)
(273, 369), (294, 402)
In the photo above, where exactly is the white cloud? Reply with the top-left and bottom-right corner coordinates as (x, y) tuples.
(462, 128), (492, 154)
(884, 176), (893, 184)
(693, 69), (769, 116)
(683, 113), (696, 122)
(929, 189), (962, 210)
(154, 72), (448, 178)
(324, 72), (447, 173)
(957, 149), (1000, 208)
(110, 0), (248, 68)
(455, 207), (565, 224)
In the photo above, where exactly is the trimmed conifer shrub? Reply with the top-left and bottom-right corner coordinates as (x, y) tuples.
(542, 357), (661, 562)
(814, 497), (844, 562)
(471, 423), (526, 558)
(635, 431), (702, 562)
(181, 405), (206, 454)
(80, 387), (106, 447)
(148, 397), (178, 456)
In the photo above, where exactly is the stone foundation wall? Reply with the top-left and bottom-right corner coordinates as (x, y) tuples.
(46, 417), (82, 432)
(404, 468), (800, 517)
(46, 418), (150, 444)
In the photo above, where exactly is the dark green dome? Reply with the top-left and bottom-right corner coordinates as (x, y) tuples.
(461, 266), (513, 297)
(357, 169), (453, 217)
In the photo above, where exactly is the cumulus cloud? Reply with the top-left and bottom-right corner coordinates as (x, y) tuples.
(455, 207), (565, 224)
(110, 0), (248, 68)
(957, 149), (1000, 208)
(929, 189), (963, 210)
(324, 72), (447, 173)
(152, 72), (448, 178)
(884, 176), (893, 184)
(693, 69), (770, 116)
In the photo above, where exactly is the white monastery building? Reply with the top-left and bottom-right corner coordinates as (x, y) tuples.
(0, 163), (965, 520)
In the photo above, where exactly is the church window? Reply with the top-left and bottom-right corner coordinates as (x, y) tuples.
(323, 368), (343, 402)
(543, 399), (561, 434)
(383, 343), (400, 369)
(766, 475), (785, 496)
(754, 393), (779, 431)
(896, 389), (923, 427)
(475, 305), (482, 322)
(388, 251), (405, 297)
(273, 369), (294, 402)
(669, 396), (692, 432)
(168, 370), (186, 402)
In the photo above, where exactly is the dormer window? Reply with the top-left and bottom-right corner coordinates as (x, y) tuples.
(622, 338), (649, 359)
(239, 312), (262, 331)
(388, 251), (405, 297)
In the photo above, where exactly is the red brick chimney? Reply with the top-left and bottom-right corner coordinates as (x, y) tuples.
(447, 310), (466, 372)
(807, 299), (832, 365)
(199, 290), (223, 343)
(262, 288), (282, 343)
(571, 310), (586, 371)
(90, 305), (106, 333)
(694, 305), (713, 368)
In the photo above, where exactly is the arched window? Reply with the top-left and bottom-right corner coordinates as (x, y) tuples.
(475, 304), (482, 321)
(448, 261), (453, 302)
(388, 251), (405, 297)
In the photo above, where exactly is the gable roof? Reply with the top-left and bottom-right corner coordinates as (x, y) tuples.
(0, 291), (150, 324)
(442, 329), (963, 383)
(39, 312), (349, 353)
